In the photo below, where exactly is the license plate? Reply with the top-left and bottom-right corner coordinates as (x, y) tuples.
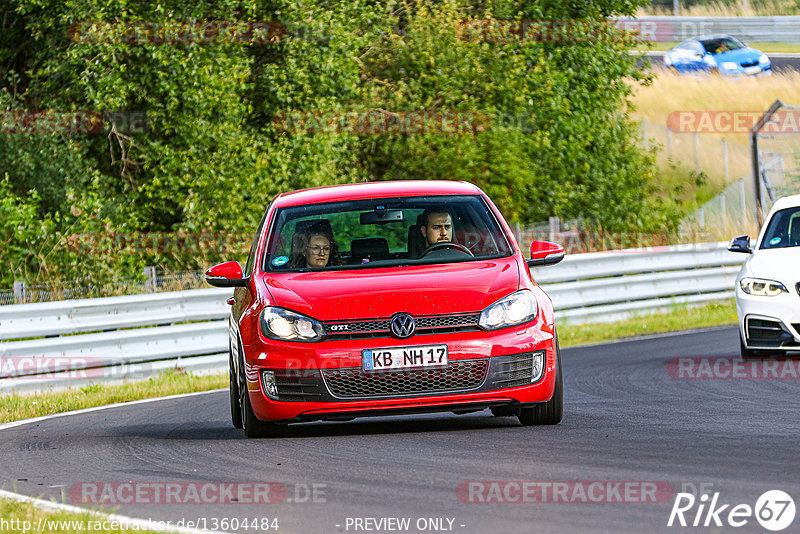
(744, 66), (760, 74)
(363, 344), (448, 371)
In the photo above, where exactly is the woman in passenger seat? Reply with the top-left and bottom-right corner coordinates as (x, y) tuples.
(289, 230), (341, 268)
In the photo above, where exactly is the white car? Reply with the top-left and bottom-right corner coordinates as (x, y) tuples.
(729, 194), (800, 358)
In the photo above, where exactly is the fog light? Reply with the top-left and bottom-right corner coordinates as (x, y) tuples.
(531, 351), (545, 382)
(261, 370), (279, 400)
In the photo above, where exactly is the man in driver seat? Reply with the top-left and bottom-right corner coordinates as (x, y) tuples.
(420, 208), (453, 247)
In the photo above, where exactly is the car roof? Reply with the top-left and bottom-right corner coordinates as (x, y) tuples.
(272, 180), (484, 207)
(767, 194), (800, 213)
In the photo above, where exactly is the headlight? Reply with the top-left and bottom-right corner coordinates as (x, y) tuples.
(721, 62), (738, 70)
(260, 307), (325, 341)
(740, 278), (788, 297)
(479, 290), (537, 330)
(759, 54), (769, 64)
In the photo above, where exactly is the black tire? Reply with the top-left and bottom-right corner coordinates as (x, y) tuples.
(229, 345), (242, 429)
(238, 352), (287, 438)
(518, 333), (563, 426)
(739, 331), (760, 360)
(739, 331), (783, 359)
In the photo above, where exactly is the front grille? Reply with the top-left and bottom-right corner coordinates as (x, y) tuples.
(746, 318), (798, 347)
(493, 352), (538, 388)
(321, 359), (489, 399)
(741, 60), (758, 68)
(272, 369), (323, 402)
(323, 313), (481, 339)
(747, 318), (785, 341)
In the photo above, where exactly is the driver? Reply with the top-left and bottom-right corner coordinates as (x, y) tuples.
(420, 208), (453, 247)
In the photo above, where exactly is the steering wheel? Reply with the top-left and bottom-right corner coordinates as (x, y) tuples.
(421, 242), (474, 257)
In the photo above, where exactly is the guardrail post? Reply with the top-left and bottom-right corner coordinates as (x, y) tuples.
(144, 266), (157, 293)
(13, 281), (26, 304)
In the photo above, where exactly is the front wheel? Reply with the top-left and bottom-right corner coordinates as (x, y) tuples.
(229, 346), (242, 429)
(518, 333), (563, 426)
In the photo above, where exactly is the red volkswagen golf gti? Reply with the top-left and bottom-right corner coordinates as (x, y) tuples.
(205, 181), (565, 437)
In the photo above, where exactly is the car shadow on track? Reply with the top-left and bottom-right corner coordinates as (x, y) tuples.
(117, 412), (538, 440)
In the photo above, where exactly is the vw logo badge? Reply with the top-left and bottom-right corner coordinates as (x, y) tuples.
(390, 313), (416, 339)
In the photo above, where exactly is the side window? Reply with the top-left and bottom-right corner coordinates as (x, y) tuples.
(245, 210), (269, 277)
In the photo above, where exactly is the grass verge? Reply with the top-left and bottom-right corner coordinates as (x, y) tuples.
(0, 368), (226, 424)
(0, 498), (164, 533)
(558, 299), (737, 348)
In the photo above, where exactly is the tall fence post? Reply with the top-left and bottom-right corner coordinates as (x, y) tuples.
(144, 266), (157, 293)
(667, 129), (673, 158)
(722, 139), (728, 183)
(549, 216), (560, 243)
(13, 281), (26, 304)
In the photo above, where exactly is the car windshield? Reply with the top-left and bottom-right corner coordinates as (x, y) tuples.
(700, 37), (744, 54)
(263, 194), (513, 271)
(759, 207), (800, 249)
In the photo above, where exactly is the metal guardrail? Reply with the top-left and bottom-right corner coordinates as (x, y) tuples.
(616, 16), (800, 43)
(0, 242), (746, 394)
(534, 241), (745, 323)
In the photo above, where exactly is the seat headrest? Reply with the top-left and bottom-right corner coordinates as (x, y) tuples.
(294, 218), (333, 237)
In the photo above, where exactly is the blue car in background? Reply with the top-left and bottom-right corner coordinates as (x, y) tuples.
(664, 35), (771, 76)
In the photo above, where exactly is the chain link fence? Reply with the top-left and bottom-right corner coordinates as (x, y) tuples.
(0, 269), (206, 306)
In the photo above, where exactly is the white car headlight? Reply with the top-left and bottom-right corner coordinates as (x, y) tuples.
(721, 62), (738, 70)
(758, 54), (769, 64)
(740, 277), (788, 297)
(260, 307), (325, 341)
(479, 290), (537, 330)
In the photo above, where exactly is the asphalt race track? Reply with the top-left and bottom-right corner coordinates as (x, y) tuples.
(2, 325), (799, 533)
(640, 52), (800, 73)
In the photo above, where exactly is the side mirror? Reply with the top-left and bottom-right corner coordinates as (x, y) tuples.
(728, 235), (752, 254)
(527, 241), (565, 267)
(205, 261), (248, 287)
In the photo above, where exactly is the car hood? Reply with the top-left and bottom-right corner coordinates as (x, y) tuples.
(261, 257), (521, 320)
(744, 247), (800, 282)
(713, 47), (762, 63)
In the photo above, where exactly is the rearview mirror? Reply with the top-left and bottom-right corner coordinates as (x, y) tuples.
(360, 209), (404, 224)
(527, 241), (565, 267)
(205, 261), (248, 287)
(728, 235), (752, 254)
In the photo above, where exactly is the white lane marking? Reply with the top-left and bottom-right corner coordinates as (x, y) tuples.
(1, 389), (230, 533)
(0, 389), (226, 431)
(0, 488), (231, 534)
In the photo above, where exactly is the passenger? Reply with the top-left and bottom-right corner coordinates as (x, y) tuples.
(289, 230), (340, 268)
(419, 208), (454, 248)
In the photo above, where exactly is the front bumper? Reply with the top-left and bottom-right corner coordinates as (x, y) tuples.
(737, 286), (800, 350)
(242, 321), (557, 422)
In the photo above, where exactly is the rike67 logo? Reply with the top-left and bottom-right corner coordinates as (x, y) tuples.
(668, 490), (796, 531)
